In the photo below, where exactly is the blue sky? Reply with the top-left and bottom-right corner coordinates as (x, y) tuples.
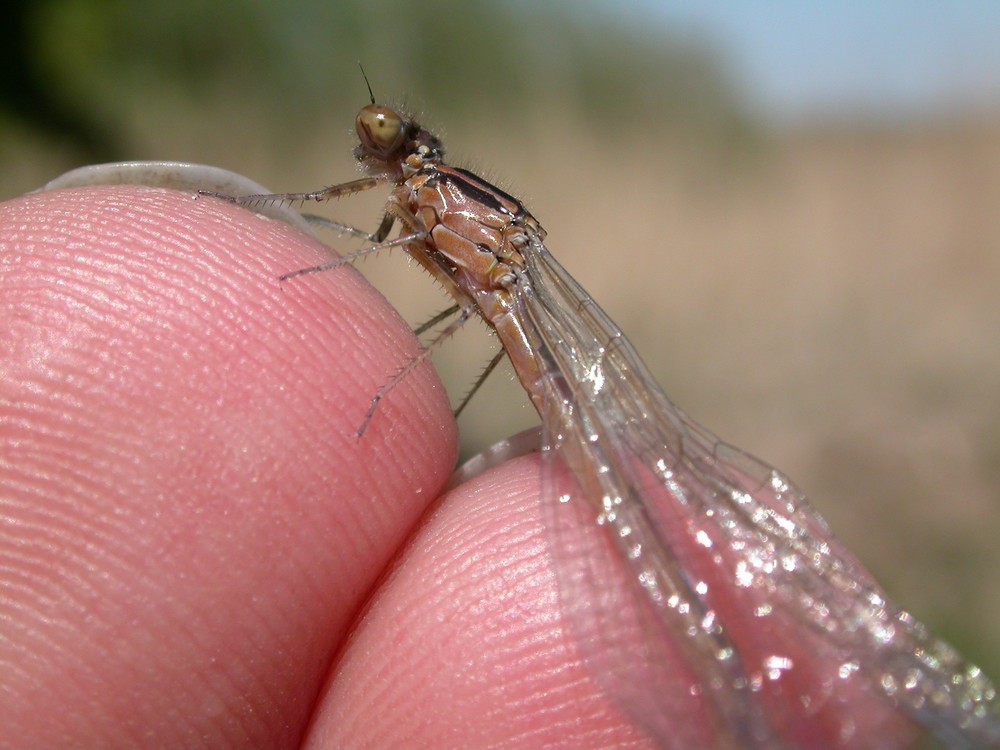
(619, 2), (1000, 122)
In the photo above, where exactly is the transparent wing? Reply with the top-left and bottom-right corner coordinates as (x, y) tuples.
(513, 236), (1000, 750)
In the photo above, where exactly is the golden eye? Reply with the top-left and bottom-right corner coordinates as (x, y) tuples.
(356, 104), (405, 156)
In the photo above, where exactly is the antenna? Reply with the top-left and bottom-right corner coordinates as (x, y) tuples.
(358, 62), (375, 104)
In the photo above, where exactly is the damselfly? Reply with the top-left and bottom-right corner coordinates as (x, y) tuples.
(202, 93), (1000, 749)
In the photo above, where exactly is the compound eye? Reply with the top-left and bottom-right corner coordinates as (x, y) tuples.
(356, 104), (405, 157)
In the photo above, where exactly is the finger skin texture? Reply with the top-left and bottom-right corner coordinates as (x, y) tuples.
(0, 186), (456, 749)
(307, 454), (654, 750)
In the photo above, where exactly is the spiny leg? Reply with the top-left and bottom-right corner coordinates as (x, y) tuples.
(298, 211), (397, 244)
(198, 177), (379, 209)
(300, 214), (373, 241)
(358, 303), (478, 437)
(411, 308), (508, 419)
(302, 212), (396, 242)
(454, 348), (507, 419)
(279, 231), (427, 281)
(414, 305), (461, 336)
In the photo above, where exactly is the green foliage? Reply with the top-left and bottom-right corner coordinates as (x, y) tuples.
(2, 0), (751, 160)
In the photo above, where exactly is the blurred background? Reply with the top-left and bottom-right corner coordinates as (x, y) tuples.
(3, 0), (998, 689)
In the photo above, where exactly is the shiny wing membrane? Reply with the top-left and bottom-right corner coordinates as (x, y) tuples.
(515, 236), (1000, 750)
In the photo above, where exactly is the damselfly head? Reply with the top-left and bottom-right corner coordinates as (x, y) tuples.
(354, 103), (445, 180)
(356, 104), (408, 160)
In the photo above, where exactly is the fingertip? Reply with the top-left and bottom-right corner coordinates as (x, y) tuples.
(0, 184), (456, 747)
(309, 455), (653, 750)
